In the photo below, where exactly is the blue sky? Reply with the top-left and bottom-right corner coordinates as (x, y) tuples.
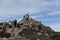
(0, 0), (60, 31)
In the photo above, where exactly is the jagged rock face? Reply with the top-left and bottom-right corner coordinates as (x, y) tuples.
(0, 14), (59, 40)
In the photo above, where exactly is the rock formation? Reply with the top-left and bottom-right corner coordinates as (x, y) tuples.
(0, 14), (60, 40)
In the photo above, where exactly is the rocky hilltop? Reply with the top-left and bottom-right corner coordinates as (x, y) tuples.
(0, 14), (60, 40)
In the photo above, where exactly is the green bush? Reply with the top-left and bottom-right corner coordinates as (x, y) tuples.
(0, 31), (11, 38)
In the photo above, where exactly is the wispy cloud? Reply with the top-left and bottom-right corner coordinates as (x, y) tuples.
(48, 23), (60, 32)
(48, 11), (60, 15)
(0, 0), (60, 31)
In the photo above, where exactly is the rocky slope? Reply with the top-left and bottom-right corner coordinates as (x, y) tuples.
(0, 14), (60, 40)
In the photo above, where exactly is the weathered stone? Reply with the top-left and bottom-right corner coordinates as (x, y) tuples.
(0, 14), (59, 40)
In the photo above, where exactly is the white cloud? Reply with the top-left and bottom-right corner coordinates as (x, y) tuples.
(0, 0), (60, 31)
(48, 11), (60, 15)
(47, 23), (60, 32)
(0, 0), (59, 16)
(0, 0), (49, 21)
